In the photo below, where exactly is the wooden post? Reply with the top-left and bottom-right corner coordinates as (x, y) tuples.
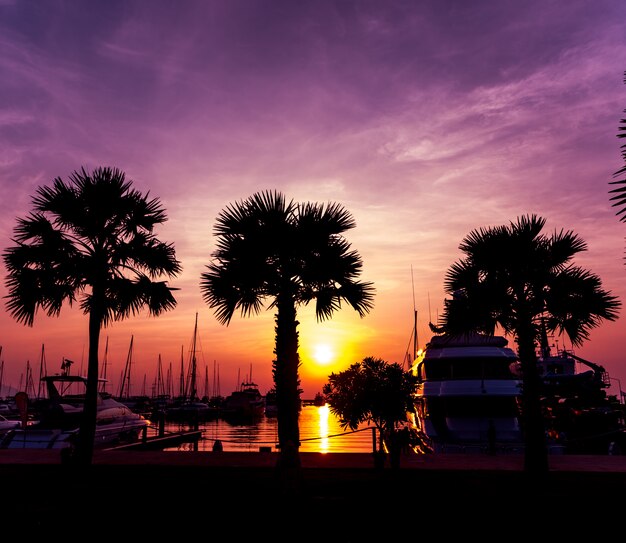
(158, 411), (165, 437)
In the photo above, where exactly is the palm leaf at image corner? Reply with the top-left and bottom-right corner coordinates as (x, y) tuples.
(608, 70), (626, 263)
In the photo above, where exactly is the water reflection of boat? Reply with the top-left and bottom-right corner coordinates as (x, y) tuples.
(0, 374), (150, 449)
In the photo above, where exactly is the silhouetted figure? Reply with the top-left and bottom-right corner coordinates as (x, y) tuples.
(212, 439), (223, 452)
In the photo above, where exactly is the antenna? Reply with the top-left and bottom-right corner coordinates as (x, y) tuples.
(428, 292), (432, 325)
(411, 266), (418, 359)
(402, 266), (420, 369)
(411, 265), (416, 312)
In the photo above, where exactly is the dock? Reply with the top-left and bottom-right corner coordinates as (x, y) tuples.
(103, 428), (202, 451)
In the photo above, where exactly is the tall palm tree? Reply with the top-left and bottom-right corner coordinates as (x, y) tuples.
(3, 166), (181, 465)
(200, 190), (375, 467)
(432, 214), (620, 474)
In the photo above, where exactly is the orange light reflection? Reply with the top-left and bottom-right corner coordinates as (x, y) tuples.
(318, 404), (330, 453)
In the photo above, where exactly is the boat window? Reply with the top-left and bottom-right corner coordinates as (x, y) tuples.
(422, 359), (518, 380)
(425, 396), (520, 417)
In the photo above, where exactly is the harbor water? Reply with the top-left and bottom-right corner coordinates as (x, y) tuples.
(160, 404), (377, 453)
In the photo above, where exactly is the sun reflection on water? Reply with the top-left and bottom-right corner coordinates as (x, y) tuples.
(318, 404), (330, 453)
(163, 405), (374, 453)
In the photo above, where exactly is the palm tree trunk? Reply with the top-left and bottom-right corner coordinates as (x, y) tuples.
(274, 295), (301, 470)
(75, 306), (102, 465)
(517, 328), (549, 474)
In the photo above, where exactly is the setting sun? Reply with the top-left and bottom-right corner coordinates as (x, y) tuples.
(313, 344), (334, 365)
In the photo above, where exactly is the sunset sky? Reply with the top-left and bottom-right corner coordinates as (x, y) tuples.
(1, 0), (625, 400)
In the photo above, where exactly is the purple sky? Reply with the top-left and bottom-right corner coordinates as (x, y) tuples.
(1, 0), (625, 399)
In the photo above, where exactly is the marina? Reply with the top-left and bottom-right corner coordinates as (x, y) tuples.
(149, 404), (377, 453)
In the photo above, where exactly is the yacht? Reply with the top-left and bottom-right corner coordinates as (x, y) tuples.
(411, 330), (626, 455)
(0, 414), (21, 437)
(411, 332), (524, 454)
(0, 374), (150, 449)
(537, 344), (626, 454)
(221, 381), (265, 421)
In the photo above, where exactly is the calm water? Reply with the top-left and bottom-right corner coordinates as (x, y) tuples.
(160, 404), (377, 453)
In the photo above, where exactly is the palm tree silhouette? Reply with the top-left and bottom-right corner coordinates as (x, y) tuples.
(3, 166), (181, 465)
(432, 214), (620, 474)
(200, 190), (375, 468)
(609, 70), (626, 260)
(323, 357), (420, 467)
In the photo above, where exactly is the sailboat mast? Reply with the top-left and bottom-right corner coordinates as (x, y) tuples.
(25, 360), (36, 398)
(119, 335), (134, 399)
(413, 309), (418, 361)
(37, 344), (47, 400)
(168, 362), (173, 398)
(212, 360), (221, 398)
(411, 265), (418, 361)
(179, 346), (185, 399)
(156, 354), (164, 398)
(189, 312), (198, 401)
(100, 337), (109, 394)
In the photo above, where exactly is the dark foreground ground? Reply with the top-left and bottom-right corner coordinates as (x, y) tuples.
(2, 450), (625, 540)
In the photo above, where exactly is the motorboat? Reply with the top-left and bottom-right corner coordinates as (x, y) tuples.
(0, 374), (150, 449)
(411, 332), (524, 454)
(221, 381), (265, 422)
(165, 398), (218, 422)
(0, 414), (21, 436)
(538, 345), (626, 454)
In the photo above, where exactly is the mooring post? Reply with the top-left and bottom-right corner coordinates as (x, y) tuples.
(158, 411), (165, 437)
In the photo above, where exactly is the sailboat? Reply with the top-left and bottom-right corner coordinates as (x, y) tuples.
(116, 336), (153, 417)
(207, 359), (225, 409)
(165, 314), (217, 422)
